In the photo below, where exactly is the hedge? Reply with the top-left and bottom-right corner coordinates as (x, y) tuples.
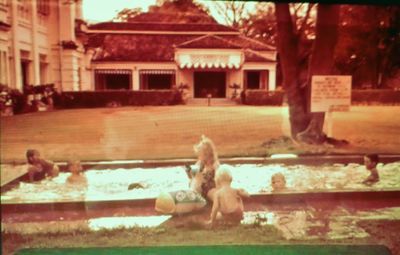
(351, 89), (400, 105)
(242, 89), (400, 106)
(241, 90), (285, 105)
(54, 90), (182, 109)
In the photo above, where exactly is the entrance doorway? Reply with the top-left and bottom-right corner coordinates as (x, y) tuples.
(244, 70), (269, 90)
(194, 71), (226, 98)
(21, 60), (30, 91)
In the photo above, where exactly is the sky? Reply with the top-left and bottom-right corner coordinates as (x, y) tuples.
(82, 0), (257, 24)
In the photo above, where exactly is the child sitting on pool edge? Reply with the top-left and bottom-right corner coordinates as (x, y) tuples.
(207, 167), (249, 226)
(185, 135), (220, 201)
(26, 149), (59, 182)
(66, 160), (87, 185)
(362, 154), (380, 185)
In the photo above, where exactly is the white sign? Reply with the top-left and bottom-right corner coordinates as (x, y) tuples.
(311, 75), (352, 112)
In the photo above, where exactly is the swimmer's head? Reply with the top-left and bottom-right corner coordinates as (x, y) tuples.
(26, 149), (40, 164)
(364, 154), (379, 170)
(67, 160), (82, 174)
(271, 173), (286, 192)
(215, 167), (233, 186)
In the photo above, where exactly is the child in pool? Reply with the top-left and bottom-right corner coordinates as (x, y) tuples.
(66, 160), (87, 185)
(185, 135), (219, 201)
(271, 173), (287, 192)
(362, 154), (379, 185)
(208, 167), (249, 226)
(26, 149), (59, 182)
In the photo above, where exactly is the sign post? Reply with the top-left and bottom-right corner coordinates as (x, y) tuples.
(311, 76), (352, 137)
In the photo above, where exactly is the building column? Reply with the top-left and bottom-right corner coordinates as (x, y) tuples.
(75, 0), (83, 20)
(10, 0), (21, 90)
(268, 68), (276, 91)
(31, 0), (40, 85)
(61, 50), (79, 91)
(133, 67), (139, 90)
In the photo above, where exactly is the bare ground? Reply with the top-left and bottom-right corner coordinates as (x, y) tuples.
(1, 106), (400, 163)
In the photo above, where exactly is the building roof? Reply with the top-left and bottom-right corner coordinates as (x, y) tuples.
(89, 32), (275, 62)
(88, 22), (237, 33)
(90, 34), (196, 62)
(176, 34), (274, 51)
(244, 49), (275, 62)
(176, 34), (242, 49)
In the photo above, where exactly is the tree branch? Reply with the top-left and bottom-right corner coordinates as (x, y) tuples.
(298, 3), (315, 36)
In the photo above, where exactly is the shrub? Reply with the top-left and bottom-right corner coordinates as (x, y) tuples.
(57, 90), (183, 109)
(352, 89), (400, 105)
(242, 89), (400, 106)
(242, 90), (285, 105)
(0, 85), (27, 115)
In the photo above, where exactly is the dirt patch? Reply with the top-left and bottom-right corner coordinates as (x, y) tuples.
(357, 220), (400, 255)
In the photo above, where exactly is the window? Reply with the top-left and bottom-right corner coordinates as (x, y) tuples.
(244, 70), (269, 90)
(17, 0), (31, 20)
(0, 51), (8, 86)
(37, 0), (50, 15)
(95, 69), (132, 90)
(246, 71), (261, 89)
(139, 70), (175, 90)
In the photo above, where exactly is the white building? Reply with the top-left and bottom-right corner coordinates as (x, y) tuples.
(1, 0), (276, 99)
(0, 0), (87, 92)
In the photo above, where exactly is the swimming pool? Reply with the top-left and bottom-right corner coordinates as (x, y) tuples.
(1, 162), (399, 204)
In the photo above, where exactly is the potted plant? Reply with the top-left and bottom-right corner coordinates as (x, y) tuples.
(177, 83), (190, 104)
(0, 85), (14, 116)
(229, 83), (241, 100)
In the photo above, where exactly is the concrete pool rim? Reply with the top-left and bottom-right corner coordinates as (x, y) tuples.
(2, 154), (400, 170)
(52, 153), (400, 171)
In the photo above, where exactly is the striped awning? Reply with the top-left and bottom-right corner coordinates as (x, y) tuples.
(95, 69), (132, 75)
(140, 70), (176, 75)
(177, 54), (242, 69)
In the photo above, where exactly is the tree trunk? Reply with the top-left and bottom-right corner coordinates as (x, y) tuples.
(297, 4), (340, 144)
(275, 4), (310, 138)
(275, 4), (340, 144)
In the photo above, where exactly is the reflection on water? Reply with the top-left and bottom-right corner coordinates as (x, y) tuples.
(88, 215), (171, 230)
(2, 205), (399, 240)
(2, 215), (171, 234)
(243, 207), (400, 240)
(1, 162), (400, 203)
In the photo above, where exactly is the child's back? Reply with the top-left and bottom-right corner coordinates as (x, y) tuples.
(214, 186), (247, 220)
(210, 167), (249, 225)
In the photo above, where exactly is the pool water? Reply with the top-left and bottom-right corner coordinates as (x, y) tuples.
(1, 162), (399, 203)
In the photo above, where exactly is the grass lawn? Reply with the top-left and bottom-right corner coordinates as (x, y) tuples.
(2, 220), (400, 255)
(1, 105), (400, 163)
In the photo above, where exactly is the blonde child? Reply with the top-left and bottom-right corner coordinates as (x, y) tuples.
(271, 173), (287, 192)
(185, 135), (220, 201)
(66, 160), (87, 185)
(208, 167), (249, 226)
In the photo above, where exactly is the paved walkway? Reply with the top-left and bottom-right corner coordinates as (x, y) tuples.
(186, 98), (238, 106)
(1, 164), (28, 188)
(1, 106), (400, 163)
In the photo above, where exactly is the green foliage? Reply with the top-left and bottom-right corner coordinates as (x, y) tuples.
(351, 89), (400, 105)
(116, 0), (214, 24)
(113, 8), (142, 22)
(57, 90), (183, 109)
(335, 5), (400, 88)
(242, 90), (284, 106)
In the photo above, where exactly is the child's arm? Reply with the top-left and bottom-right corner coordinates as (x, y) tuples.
(237, 188), (250, 198)
(209, 193), (220, 224)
